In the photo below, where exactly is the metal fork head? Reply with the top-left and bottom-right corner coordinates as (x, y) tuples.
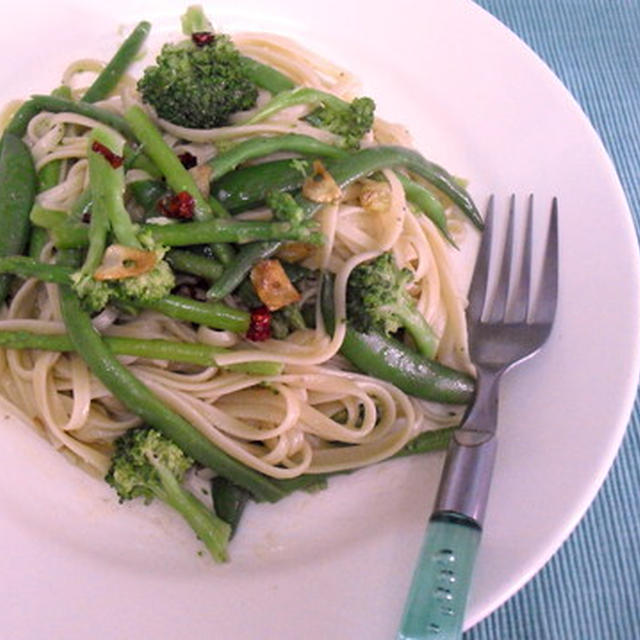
(466, 195), (559, 372)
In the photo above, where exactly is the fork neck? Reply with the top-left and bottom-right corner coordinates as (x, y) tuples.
(460, 368), (503, 436)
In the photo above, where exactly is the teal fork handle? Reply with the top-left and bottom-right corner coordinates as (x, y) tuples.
(398, 513), (481, 640)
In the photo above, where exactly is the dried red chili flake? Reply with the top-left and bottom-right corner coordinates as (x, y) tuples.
(191, 32), (215, 47)
(247, 305), (272, 341)
(91, 141), (124, 168)
(178, 152), (198, 169)
(157, 191), (196, 220)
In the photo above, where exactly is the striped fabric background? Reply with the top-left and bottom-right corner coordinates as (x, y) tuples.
(467, 2), (640, 638)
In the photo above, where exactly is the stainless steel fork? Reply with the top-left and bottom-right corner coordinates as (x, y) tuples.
(397, 195), (559, 640)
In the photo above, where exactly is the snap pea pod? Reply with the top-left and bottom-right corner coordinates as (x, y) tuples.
(82, 21), (151, 103)
(56, 249), (288, 502)
(208, 134), (347, 181)
(209, 145), (482, 299)
(0, 329), (282, 376)
(0, 133), (37, 303)
(239, 56), (296, 94)
(212, 158), (312, 213)
(320, 275), (474, 405)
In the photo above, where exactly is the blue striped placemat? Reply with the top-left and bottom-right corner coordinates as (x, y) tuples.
(468, 2), (640, 638)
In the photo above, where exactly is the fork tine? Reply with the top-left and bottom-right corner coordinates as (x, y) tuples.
(466, 196), (494, 323)
(508, 194), (534, 322)
(486, 195), (515, 322)
(532, 197), (559, 324)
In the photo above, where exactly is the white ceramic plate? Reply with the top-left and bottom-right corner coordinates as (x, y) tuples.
(0, 1), (638, 638)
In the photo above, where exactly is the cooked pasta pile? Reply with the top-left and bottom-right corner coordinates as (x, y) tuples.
(0, 27), (473, 483)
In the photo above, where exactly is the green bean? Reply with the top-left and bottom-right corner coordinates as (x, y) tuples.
(130, 294), (250, 333)
(166, 249), (224, 281)
(239, 56), (295, 94)
(52, 217), (323, 249)
(396, 173), (457, 247)
(24, 95), (135, 138)
(56, 249), (288, 502)
(0, 133), (37, 303)
(0, 329), (282, 376)
(208, 134), (347, 181)
(0, 256), (70, 283)
(206, 241), (282, 299)
(82, 21), (151, 103)
(124, 105), (212, 219)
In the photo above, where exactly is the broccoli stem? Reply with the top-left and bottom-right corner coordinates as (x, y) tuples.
(124, 105), (213, 220)
(397, 306), (439, 360)
(180, 5), (214, 34)
(245, 87), (349, 125)
(0, 329), (282, 375)
(82, 21), (152, 103)
(147, 448), (232, 562)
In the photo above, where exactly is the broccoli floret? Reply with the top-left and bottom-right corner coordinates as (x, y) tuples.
(69, 272), (112, 313)
(266, 191), (305, 224)
(106, 427), (231, 562)
(137, 7), (258, 128)
(265, 191), (324, 244)
(346, 252), (438, 358)
(306, 96), (375, 149)
(115, 250), (175, 303)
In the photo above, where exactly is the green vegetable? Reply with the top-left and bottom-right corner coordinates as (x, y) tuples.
(8, 95), (135, 139)
(239, 56), (295, 94)
(56, 253), (290, 503)
(138, 7), (258, 128)
(347, 252), (439, 358)
(124, 105), (213, 219)
(211, 476), (251, 538)
(245, 87), (375, 149)
(207, 133), (348, 181)
(321, 274), (474, 404)
(82, 21), (151, 103)
(53, 216), (324, 250)
(166, 249), (224, 281)
(70, 126), (174, 312)
(106, 427), (231, 562)
(0, 133), (37, 303)
(395, 173), (456, 247)
(131, 294), (250, 333)
(212, 158), (312, 213)
(209, 144), (482, 300)
(0, 329), (282, 376)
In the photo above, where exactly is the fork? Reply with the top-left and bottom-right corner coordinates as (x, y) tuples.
(397, 195), (559, 640)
